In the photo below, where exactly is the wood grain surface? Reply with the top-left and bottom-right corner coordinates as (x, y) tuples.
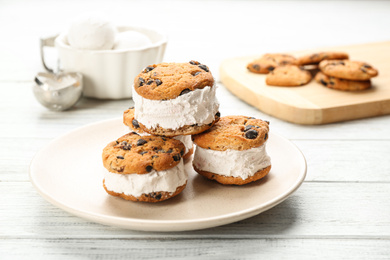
(220, 41), (390, 125)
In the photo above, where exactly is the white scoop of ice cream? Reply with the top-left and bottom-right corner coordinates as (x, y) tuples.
(67, 14), (117, 50)
(113, 31), (152, 50)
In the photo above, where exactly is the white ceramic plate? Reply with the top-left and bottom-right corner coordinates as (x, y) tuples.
(30, 118), (306, 232)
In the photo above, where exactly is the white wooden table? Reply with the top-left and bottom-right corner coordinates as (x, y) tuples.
(1, 1), (390, 259)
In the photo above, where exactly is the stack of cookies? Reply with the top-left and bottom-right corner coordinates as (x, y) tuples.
(247, 51), (379, 91)
(315, 60), (378, 91)
(102, 61), (272, 203)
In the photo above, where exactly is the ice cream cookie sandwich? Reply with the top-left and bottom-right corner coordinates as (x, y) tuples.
(192, 116), (271, 185)
(132, 61), (220, 137)
(123, 108), (194, 159)
(102, 132), (187, 202)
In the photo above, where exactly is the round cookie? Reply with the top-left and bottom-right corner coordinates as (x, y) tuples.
(102, 132), (187, 202)
(132, 61), (220, 137)
(134, 61), (214, 100)
(192, 116), (271, 185)
(319, 60), (378, 81)
(297, 52), (349, 65)
(123, 108), (194, 159)
(247, 53), (297, 74)
(265, 65), (312, 86)
(315, 71), (371, 91)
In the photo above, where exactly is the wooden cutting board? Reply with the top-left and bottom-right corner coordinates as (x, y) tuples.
(219, 41), (390, 125)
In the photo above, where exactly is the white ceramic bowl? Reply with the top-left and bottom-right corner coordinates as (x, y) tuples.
(55, 26), (167, 99)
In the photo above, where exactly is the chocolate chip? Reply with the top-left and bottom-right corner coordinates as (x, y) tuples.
(167, 149), (173, 153)
(245, 129), (258, 139)
(143, 66), (155, 73)
(216, 112), (221, 117)
(363, 64), (372, 69)
(193, 71), (201, 76)
(146, 80), (153, 85)
(155, 79), (162, 86)
(248, 117), (255, 119)
(116, 155), (124, 159)
(244, 125), (255, 132)
(115, 140), (119, 144)
(253, 64), (260, 71)
(139, 151), (147, 155)
(189, 60), (200, 65)
(146, 165), (153, 172)
(360, 68), (367, 73)
(320, 79), (328, 86)
(339, 61), (345, 65)
(180, 150), (184, 156)
(268, 66), (275, 71)
(120, 140), (127, 145)
(264, 133), (268, 140)
(155, 194), (162, 200)
(138, 77), (145, 86)
(132, 131), (140, 136)
(137, 139), (147, 146)
(129, 106), (134, 109)
(265, 120), (270, 125)
(132, 119), (140, 128)
(180, 88), (191, 96)
(161, 137), (166, 141)
(152, 155), (159, 158)
(198, 64), (209, 72)
(173, 154), (181, 161)
(122, 145), (131, 150)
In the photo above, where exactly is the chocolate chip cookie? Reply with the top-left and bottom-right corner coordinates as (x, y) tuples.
(132, 61), (220, 137)
(134, 61), (215, 100)
(102, 132), (187, 202)
(265, 65), (312, 86)
(247, 53), (297, 74)
(192, 116), (271, 185)
(319, 60), (378, 81)
(123, 108), (194, 159)
(297, 52), (349, 65)
(315, 71), (371, 91)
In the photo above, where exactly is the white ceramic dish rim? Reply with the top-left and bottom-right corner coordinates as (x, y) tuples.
(29, 118), (307, 231)
(55, 25), (168, 54)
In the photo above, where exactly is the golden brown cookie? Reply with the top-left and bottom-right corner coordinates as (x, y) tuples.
(319, 60), (378, 81)
(247, 53), (297, 74)
(134, 61), (215, 100)
(192, 116), (271, 185)
(297, 52), (349, 65)
(102, 132), (187, 202)
(123, 108), (194, 160)
(315, 71), (371, 91)
(265, 65), (312, 86)
(102, 132), (185, 175)
(103, 181), (186, 203)
(192, 115), (269, 151)
(194, 165), (271, 186)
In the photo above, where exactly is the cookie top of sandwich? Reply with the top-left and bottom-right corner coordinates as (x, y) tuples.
(102, 132), (185, 175)
(192, 115), (270, 151)
(133, 61), (215, 100)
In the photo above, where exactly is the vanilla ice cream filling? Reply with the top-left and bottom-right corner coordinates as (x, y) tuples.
(133, 85), (219, 130)
(193, 144), (271, 180)
(104, 160), (187, 197)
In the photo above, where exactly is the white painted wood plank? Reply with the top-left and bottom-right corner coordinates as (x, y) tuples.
(1, 182), (390, 239)
(1, 238), (390, 260)
(1, 138), (389, 183)
(1, 82), (390, 140)
(1, 1), (390, 82)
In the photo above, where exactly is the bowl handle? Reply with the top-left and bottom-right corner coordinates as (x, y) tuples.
(40, 35), (58, 73)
